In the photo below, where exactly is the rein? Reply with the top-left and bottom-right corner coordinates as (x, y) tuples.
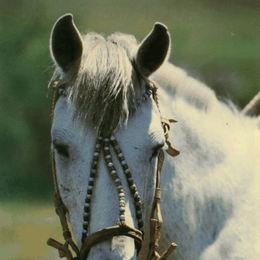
(47, 80), (179, 259)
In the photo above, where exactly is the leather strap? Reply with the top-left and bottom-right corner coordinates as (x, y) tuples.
(149, 81), (180, 157)
(80, 224), (143, 259)
(145, 150), (177, 260)
(47, 153), (80, 259)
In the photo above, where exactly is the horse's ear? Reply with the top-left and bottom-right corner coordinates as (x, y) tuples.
(135, 23), (170, 77)
(50, 14), (83, 71)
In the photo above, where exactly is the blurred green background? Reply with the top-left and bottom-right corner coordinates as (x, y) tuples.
(0, 0), (259, 258)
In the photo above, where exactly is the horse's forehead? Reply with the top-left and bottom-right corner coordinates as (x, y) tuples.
(112, 102), (163, 147)
(52, 95), (163, 145)
(52, 97), (74, 131)
(51, 97), (85, 144)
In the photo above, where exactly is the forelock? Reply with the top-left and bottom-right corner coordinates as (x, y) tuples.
(59, 32), (145, 134)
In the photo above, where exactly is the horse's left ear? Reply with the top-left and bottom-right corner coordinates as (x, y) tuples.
(50, 14), (83, 71)
(135, 23), (170, 77)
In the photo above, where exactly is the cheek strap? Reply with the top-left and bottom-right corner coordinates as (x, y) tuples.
(145, 150), (177, 260)
(47, 153), (80, 259)
(150, 80), (180, 157)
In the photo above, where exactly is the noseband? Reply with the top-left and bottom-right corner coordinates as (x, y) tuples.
(47, 80), (179, 259)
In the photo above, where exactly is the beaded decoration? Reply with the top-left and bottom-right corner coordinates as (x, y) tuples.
(81, 133), (144, 244)
(81, 135), (102, 243)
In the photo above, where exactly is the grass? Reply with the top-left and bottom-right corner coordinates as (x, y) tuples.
(0, 202), (61, 260)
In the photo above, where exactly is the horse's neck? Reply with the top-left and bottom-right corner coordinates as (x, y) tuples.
(153, 62), (258, 176)
(152, 62), (220, 111)
(152, 62), (260, 259)
(155, 62), (260, 204)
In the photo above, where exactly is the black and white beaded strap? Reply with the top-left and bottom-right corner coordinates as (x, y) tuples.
(110, 135), (144, 231)
(81, 135), (102, 243)
(81, 133), (144, 244)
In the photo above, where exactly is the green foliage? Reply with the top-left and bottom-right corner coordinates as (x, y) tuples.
(0, 0), (259, 200)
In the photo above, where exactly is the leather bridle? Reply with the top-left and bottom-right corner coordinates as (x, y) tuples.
(47, 80), (179, 259)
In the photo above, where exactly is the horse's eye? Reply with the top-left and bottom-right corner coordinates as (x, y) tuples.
(151, 143), (165, 159)
(53, 140), (70, 158)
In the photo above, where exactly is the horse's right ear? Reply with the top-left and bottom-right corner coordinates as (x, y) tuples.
(50, 14), (83, 71)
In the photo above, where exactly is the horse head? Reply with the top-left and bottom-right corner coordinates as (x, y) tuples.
(48, 13), (176, 260)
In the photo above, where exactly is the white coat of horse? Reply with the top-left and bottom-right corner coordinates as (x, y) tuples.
(49, 14), (260, 260)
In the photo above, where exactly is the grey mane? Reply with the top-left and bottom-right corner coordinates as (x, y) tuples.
(52, 32), (146, 134)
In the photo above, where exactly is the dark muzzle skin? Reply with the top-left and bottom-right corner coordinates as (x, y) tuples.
(47, 80), (178, 260)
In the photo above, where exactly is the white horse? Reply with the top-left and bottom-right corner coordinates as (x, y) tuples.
(49, 14), (260, 260)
